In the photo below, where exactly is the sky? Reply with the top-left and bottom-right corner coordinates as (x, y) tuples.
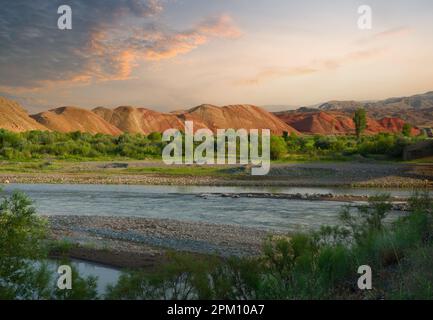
(1, 0), (433, 113)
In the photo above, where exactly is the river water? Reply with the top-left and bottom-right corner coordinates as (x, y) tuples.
(2, 184), (416, 232)
(4, 183), (417, 295)
(41, 259), (121, 296)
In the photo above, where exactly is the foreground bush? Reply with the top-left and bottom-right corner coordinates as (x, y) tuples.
(107, 191), (433, 300)
(2, 190), (433, 299)
(0, 191), (97, 299)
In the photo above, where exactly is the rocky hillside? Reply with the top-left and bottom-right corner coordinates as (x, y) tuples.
(93, 106), (191, 134)
(275, 110), (420, 136)
(315, 91), (433, 128)
(316, 91), (433, 112)
(0, 92), (430, 136)
(94, 104), (298, 135)
(0, 97), (48, 132)
(275, 91), (433, 135)
(31, 106), (122, 135)
(183, 104), (299, 135)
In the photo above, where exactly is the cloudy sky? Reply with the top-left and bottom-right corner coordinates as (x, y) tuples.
(1, 0), (433, 112)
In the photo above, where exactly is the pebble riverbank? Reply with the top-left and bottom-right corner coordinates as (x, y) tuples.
(1, 162), (433, 188)
(47, 215), (275, 264)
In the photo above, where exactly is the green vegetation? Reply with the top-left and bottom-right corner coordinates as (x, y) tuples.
(280, 132), (424, 161)
(402, 123), (412, 137)
(0, 128), (426, 163)
(107, 191), (433, 300)
(0, 129), (164, 161)
(353, 108), (367, 139)
(270, 136), (287, 160)
(1, 190), (433, 299)
(0, 191), (97, 299)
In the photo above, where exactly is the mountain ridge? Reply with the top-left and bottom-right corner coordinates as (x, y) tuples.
(0, 91), (431, 136)
(274, 91), (433, 135)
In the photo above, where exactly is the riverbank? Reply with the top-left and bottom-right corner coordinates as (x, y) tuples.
(1, 160), (433, 188)
(197, 192), (410, 209)
(45, 189), (409, 269)
(47, 215), (274, 269)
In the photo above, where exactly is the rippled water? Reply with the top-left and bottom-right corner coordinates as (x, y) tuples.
(2, 184), (413, 232)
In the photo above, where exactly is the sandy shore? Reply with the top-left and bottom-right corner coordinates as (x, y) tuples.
(47, 215), (275, 268)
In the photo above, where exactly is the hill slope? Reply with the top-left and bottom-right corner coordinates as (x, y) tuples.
(0, 97), (48, 132)
(31, 106), (122, 135)
(275, 110), (420, 135)
(93, 106), (191, 134)
(183, 104), (299, 135)
(94, 104), (299, 135)
(312, 91), (433, 128)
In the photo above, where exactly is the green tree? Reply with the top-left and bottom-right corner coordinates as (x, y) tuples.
(0, 192), (48, 298)
(147, 132), (162, 142)
(270, 136), (287, 160)
(353, 108), (367, 140)
(402, 123), (412, 137)
(0, 192), (97, 299)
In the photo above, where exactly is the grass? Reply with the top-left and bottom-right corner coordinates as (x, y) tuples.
(106, 192), (433, 300)
(2, 189), (433, 299)
(0, 161), (62, 173)
(0, 160), (238, 176)
(406, 156), (433, 164)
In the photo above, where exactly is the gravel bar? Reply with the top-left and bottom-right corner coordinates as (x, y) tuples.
(48, 215), (276, 258)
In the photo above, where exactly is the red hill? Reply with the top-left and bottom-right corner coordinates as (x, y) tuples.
(275, 110), (420, 136)
(31, 106), (122, 135)
(184, 104), (299, 135)
(92, 106), (190, 134)
(0, 97), (48, 132)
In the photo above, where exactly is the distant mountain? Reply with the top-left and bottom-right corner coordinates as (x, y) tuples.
(182, 104), (298, 135)
(0, 91), (431, 136)
(275, 110), (420, 136)
(275, 91), (433, 134)
(93, 106), (189, 134)
(0, 97), (48, 132)
(262, 105), (298, 112)
(94, 104), (298, 135)
(316, 92), (433, 112)
(373, 91), (433, 110)
(31, 106), (122, 135)
(275, 111), (356, 135)
(317, 100), (364, 111)
(362, 92), (433, 127)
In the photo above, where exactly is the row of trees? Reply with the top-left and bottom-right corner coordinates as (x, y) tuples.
(0, 118), (422, 161)
(0, 130), (164, 160)
(271, 132), (420, 160)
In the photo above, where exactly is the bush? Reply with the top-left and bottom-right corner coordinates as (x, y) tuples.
(270, 136), (287, 160)
(106, 191), (433, 300)
(0, 192), (97, 299)
(0, 128), (427, 161)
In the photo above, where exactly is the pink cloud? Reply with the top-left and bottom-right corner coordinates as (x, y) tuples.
(356, 26), (414, 45)
(237, 47), (387, 85)
(133, 14), (242, 61)
(44, 15), (242, 86)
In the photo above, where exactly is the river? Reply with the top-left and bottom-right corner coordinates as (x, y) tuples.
(2, 183), (415, 232)
(4, 183), (418, 295)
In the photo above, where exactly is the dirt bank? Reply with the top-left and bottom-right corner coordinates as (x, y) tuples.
(2, 162), (433, 188)
(47, 215), (275, 268)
